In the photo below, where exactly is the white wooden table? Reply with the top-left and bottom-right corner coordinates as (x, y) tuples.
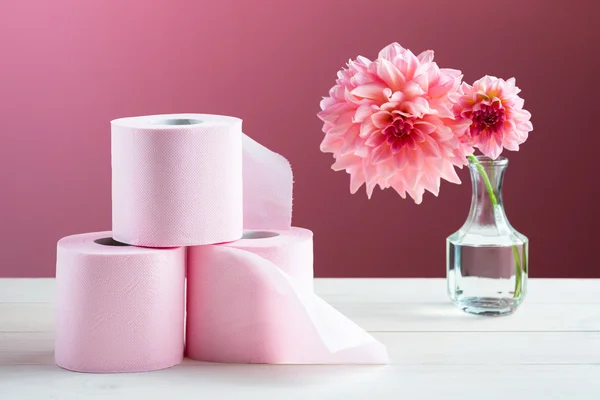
(1, 278), (599, 399)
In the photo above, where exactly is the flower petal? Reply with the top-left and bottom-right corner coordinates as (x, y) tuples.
(320, 135), (343, 153)
(355, 144), (369, 157)
(407, 148), (424, 169)
(410, 128), (426, 143)
(477, 131), (504, 159)
(420, 170), (441, 197)
(432, 122), (454, 141)
(401, 168), (419, 191)
(351, 82), (387, 100)
(339, 126), (361, 156)
(396, 49), (420, 80)
(353, 104), (373, 123)
(377, 161), (397, 179)
(517, 120), (533, 134)
(440, 160), (461, 185)
(349, 167), (365, 194)
(502, 139), (520, 151)
(393, 148), (409, 170)
(365, 132), (386, 147)
(413, 120), (437, 135)
(390, 179), (407, 199)
(378, 42), (406, 61)
(371, 111), (392, 129)
(412, 71), (429, 93)
(371, 143), (392, 164)
(420, 135), (441, 158)
(331, 154), (359, 171)
(417, 50), (434, 63)
(410, 188), (424, 204)
(359, 118), (378, 138)
(389, 91), (406, 103)
(377, 58), (405, 91)
(365, 176), (378, 198)
(403, 81), (426, 98)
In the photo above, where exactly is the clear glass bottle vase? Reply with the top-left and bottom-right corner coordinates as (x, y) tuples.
(447, 156), (528, 316)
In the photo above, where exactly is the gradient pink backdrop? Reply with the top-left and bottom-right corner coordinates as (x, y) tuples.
(1, 0), (598, 278)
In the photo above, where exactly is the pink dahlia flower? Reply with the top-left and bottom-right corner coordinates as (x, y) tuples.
(456, 76), (533, 160)
(318, 43), (473, 204)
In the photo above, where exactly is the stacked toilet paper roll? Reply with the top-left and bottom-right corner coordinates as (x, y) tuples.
(54, 113), (388, 373)
(111, 114), (244, 246)
(55, 232), (185, 373)
(111, 114), (294, 246)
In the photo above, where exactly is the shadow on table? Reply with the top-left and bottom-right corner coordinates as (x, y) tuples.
(404, 302), (477, 319)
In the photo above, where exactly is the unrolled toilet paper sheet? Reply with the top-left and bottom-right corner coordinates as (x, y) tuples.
(242, 135), (293, 230)
(186, 228), (388, 364)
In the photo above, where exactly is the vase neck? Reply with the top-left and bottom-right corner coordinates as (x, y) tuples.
(466, 156), (509, 227)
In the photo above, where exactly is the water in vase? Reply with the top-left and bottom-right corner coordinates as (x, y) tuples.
(448, 240), (527, 316)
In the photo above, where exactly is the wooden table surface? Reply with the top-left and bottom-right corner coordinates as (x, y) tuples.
(1, 278), (599, 399)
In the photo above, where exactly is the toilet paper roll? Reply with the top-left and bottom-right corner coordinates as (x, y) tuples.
(221, 228), (314, 292)
(111, 114), (294, 247)
(55, 231), (185, 373)
(186, 228), (388, 364)
(111, 114), (243, 247)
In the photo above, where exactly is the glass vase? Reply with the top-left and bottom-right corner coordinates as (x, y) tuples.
(447, 155), (528, 316)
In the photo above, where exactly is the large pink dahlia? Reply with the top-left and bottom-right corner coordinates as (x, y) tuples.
(455, 76), (533, 159)
(318, 43), (473, 204)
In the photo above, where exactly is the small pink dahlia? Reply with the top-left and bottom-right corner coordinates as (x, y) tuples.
(318, 43), (473, 204)
(456, 76), (533, 159)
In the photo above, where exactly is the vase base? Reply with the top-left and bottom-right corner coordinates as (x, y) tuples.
(456, 297), (518, 317)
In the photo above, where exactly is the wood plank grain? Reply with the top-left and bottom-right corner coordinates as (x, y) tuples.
(1, 279), (599, 398)
(3, 331), (599, 367)
(2, 301), (598, 334)
(0, 279), (55, 303)
(2, 278), (599, 305)
(0, 363), (598, 400)
(315, 278), (600, 304)
(0, 304), (54, 332)
(326, 301), (600, 332)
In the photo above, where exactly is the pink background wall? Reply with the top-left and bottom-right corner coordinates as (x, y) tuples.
(1, 0), (598, 278)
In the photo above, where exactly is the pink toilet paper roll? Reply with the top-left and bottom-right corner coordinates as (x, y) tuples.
(111, 114), (243, 247)
(111, 114), (294, 247)
(186, 228), (388, 364)
(221, 228), (314, 292)
(55, 231), (185, 373)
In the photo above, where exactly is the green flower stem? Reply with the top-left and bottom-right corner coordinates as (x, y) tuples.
(468, 155), (523, 299)
(512, 245), (522, 298)
(522, 244), (527, 274)
(468, 155), (498, 206)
